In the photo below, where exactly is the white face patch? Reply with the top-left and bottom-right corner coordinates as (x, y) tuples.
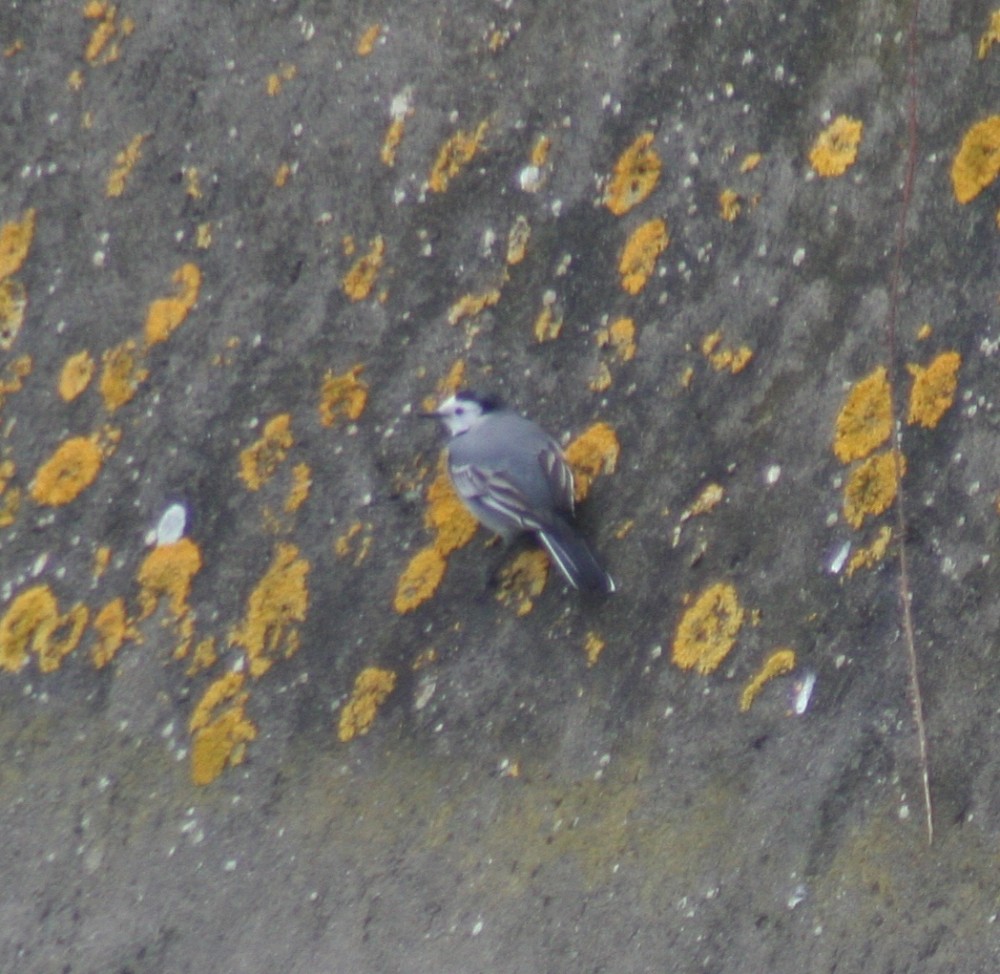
(434, 394), (485, 436)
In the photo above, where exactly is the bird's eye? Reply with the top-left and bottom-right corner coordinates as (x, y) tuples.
(454, 406), (465, 415)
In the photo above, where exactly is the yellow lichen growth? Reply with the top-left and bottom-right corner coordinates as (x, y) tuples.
(424, 464), (478, 555)
(605, 133), (662, 216)
(596, 317), (637, 362)
(496, 549), (549, 616)
(843, 450), (905, 529)
(137, 538), (203, 620)
(273, 162), (291, 188)
(833, 366), (893, 463)
(0, 278), (27, 351)
(195, 222), (213, 249)
(701, 331), (753, 374)
(4, 39), (25, 57)
(589, 361), (613, 393)
(265, 63), (297, 96)
(338, 667), (397, 742)
(447, 286), (502, 326)
(916, 322), (933, 341)
(0, 585), (57, 673)
(229, 542), (310, 678)
(719, 189), (742, 221)
(906, 351), (960, 429)
(67, 69), (85, 90)
(428, 120), (489, 193)
(285, 462), (312, 513)
(106, 133), (147, 197)
(740, 152), (762, 173)
(846, 525), (893, 577)
(394, 546), (447, 614)
(679, 483), (725, 528)
(90, 596), (138, 668)
(979, 11), (1000, 59)
(739, 649), (796, 712)
(189, 672), (257, 786)
(0, 354), (32, 415)
(531, 134), (552, 167)
(671, 582), (746, 675)
(950, 116), (1000, 204)
(583, 631), (606, 667)
(565, 423), (620, 503)
(318, 364), (368, 427)
(506, 215), (531, 266)
(83, 1), (131, 65)
(381, 117), (406, 166)
(533, 305), (563, 343)
(99, 339), (148, 411)
(809, 116), (863, 177)
(428, 359), (467, 408)
(144, 263), (201, 345)
(619, 218), (669, 294)
(37, 603), (89, 673)
(0, 459), (20, 528)
(30, 435), (104, 506)
(58, 350), (95, 401)
(0, 208), (36, 280)
(186, 636), (218, 676)
(356, 23), (382, 55)
(239, 413), (293, 489)
(183, 166), (202, 199)
(342, 236), (385, 301)
(334, 521), (373, 566)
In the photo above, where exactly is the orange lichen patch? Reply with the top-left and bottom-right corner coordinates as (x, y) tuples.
(916, 322), (933, 341)
(589, 361), (613, 393)
(144, 263), (201, 345)
(846, 525), (893, 577)
(605, 133), (661, 216)
(342, 237), (385, 301)
(90, 596), (138, 668)
(284, 462), (312, 513)
(719, 189), (741, 221)
(425, 463), (478, 554)
(136, 537), (203, 620)
(83, 1), (132, 64)
(833, 366), (893, 463)
(434, 359), (467, 401)
(195, 222), (213, 249)
(356, 23), (382, 55)
(701, 331), (753, 373)
(979, 11), (1000, 59)
(30, 435), (104, 506)
(0, 278), (27, 351)
(239, 413), (293, 489)
(67, 69), (85, 91)
(265, 63), (297, 96)
(0, 207), (36, 280)
(37, 603), (89, 673)
(496, 549), (549, 616)
(950, 116), (1000, 203)
(4, 39), (25, 57)
(671, 582), (746, 675)
(273, 162), (292, 188)
(106, 133), (147, 197)
(428, 120), (489, 193)
(506, 215), (531, 265)
(183, 166), (202, 199)
(739, 649), (796, 712)
(381, 117), (406, 166)
(394, 546), (447, 614)
(677, 482), (725, 538)
(186, 636), (218, 676)
(189, 672), (257, 785)
(906, 351), (960, 428)
(530, 134), (552, 167)
(0, 354), (32, 410)
(229, 542), (309, 678)
(99, 339), (148, 411)
(843, 450), (905, 529)
(619, 218), (669, 294)
(0, 585), (57, 673)
(447, 286), (502, 326)
(809, 116), (863, 177)
(739, 152), (762, 173)
(334, 521), (374, 566)
(596, 317), (637, 362)
(583, 631), (606, 667)
(338, 667), (397, 742)
(533, 305), (563, 343)
(318, 364), (368, 427)
(565, 423), (620, 503)
(58, 350), (95, 401)
(412, 647), (438, 670)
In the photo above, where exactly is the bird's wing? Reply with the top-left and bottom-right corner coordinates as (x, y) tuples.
(537, 443), (575, 517)
(450, 462), (546, 532)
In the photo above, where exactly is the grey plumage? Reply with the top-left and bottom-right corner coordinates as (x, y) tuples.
(424, 392), (616, 594)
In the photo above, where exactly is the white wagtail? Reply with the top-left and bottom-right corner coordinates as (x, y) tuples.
(422, 391), (616, 594)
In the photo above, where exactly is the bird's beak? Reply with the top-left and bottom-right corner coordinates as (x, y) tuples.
(417, 409), (440, 420)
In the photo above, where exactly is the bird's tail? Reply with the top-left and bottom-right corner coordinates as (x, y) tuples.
(537, 520), (616, 594)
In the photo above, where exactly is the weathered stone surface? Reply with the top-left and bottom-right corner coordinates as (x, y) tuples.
(1, 1), (998, 971)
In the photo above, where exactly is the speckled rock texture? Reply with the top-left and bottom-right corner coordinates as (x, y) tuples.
(1, 1), (998, 972)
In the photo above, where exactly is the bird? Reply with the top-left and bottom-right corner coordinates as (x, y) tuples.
(422, 390), (616, 594)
